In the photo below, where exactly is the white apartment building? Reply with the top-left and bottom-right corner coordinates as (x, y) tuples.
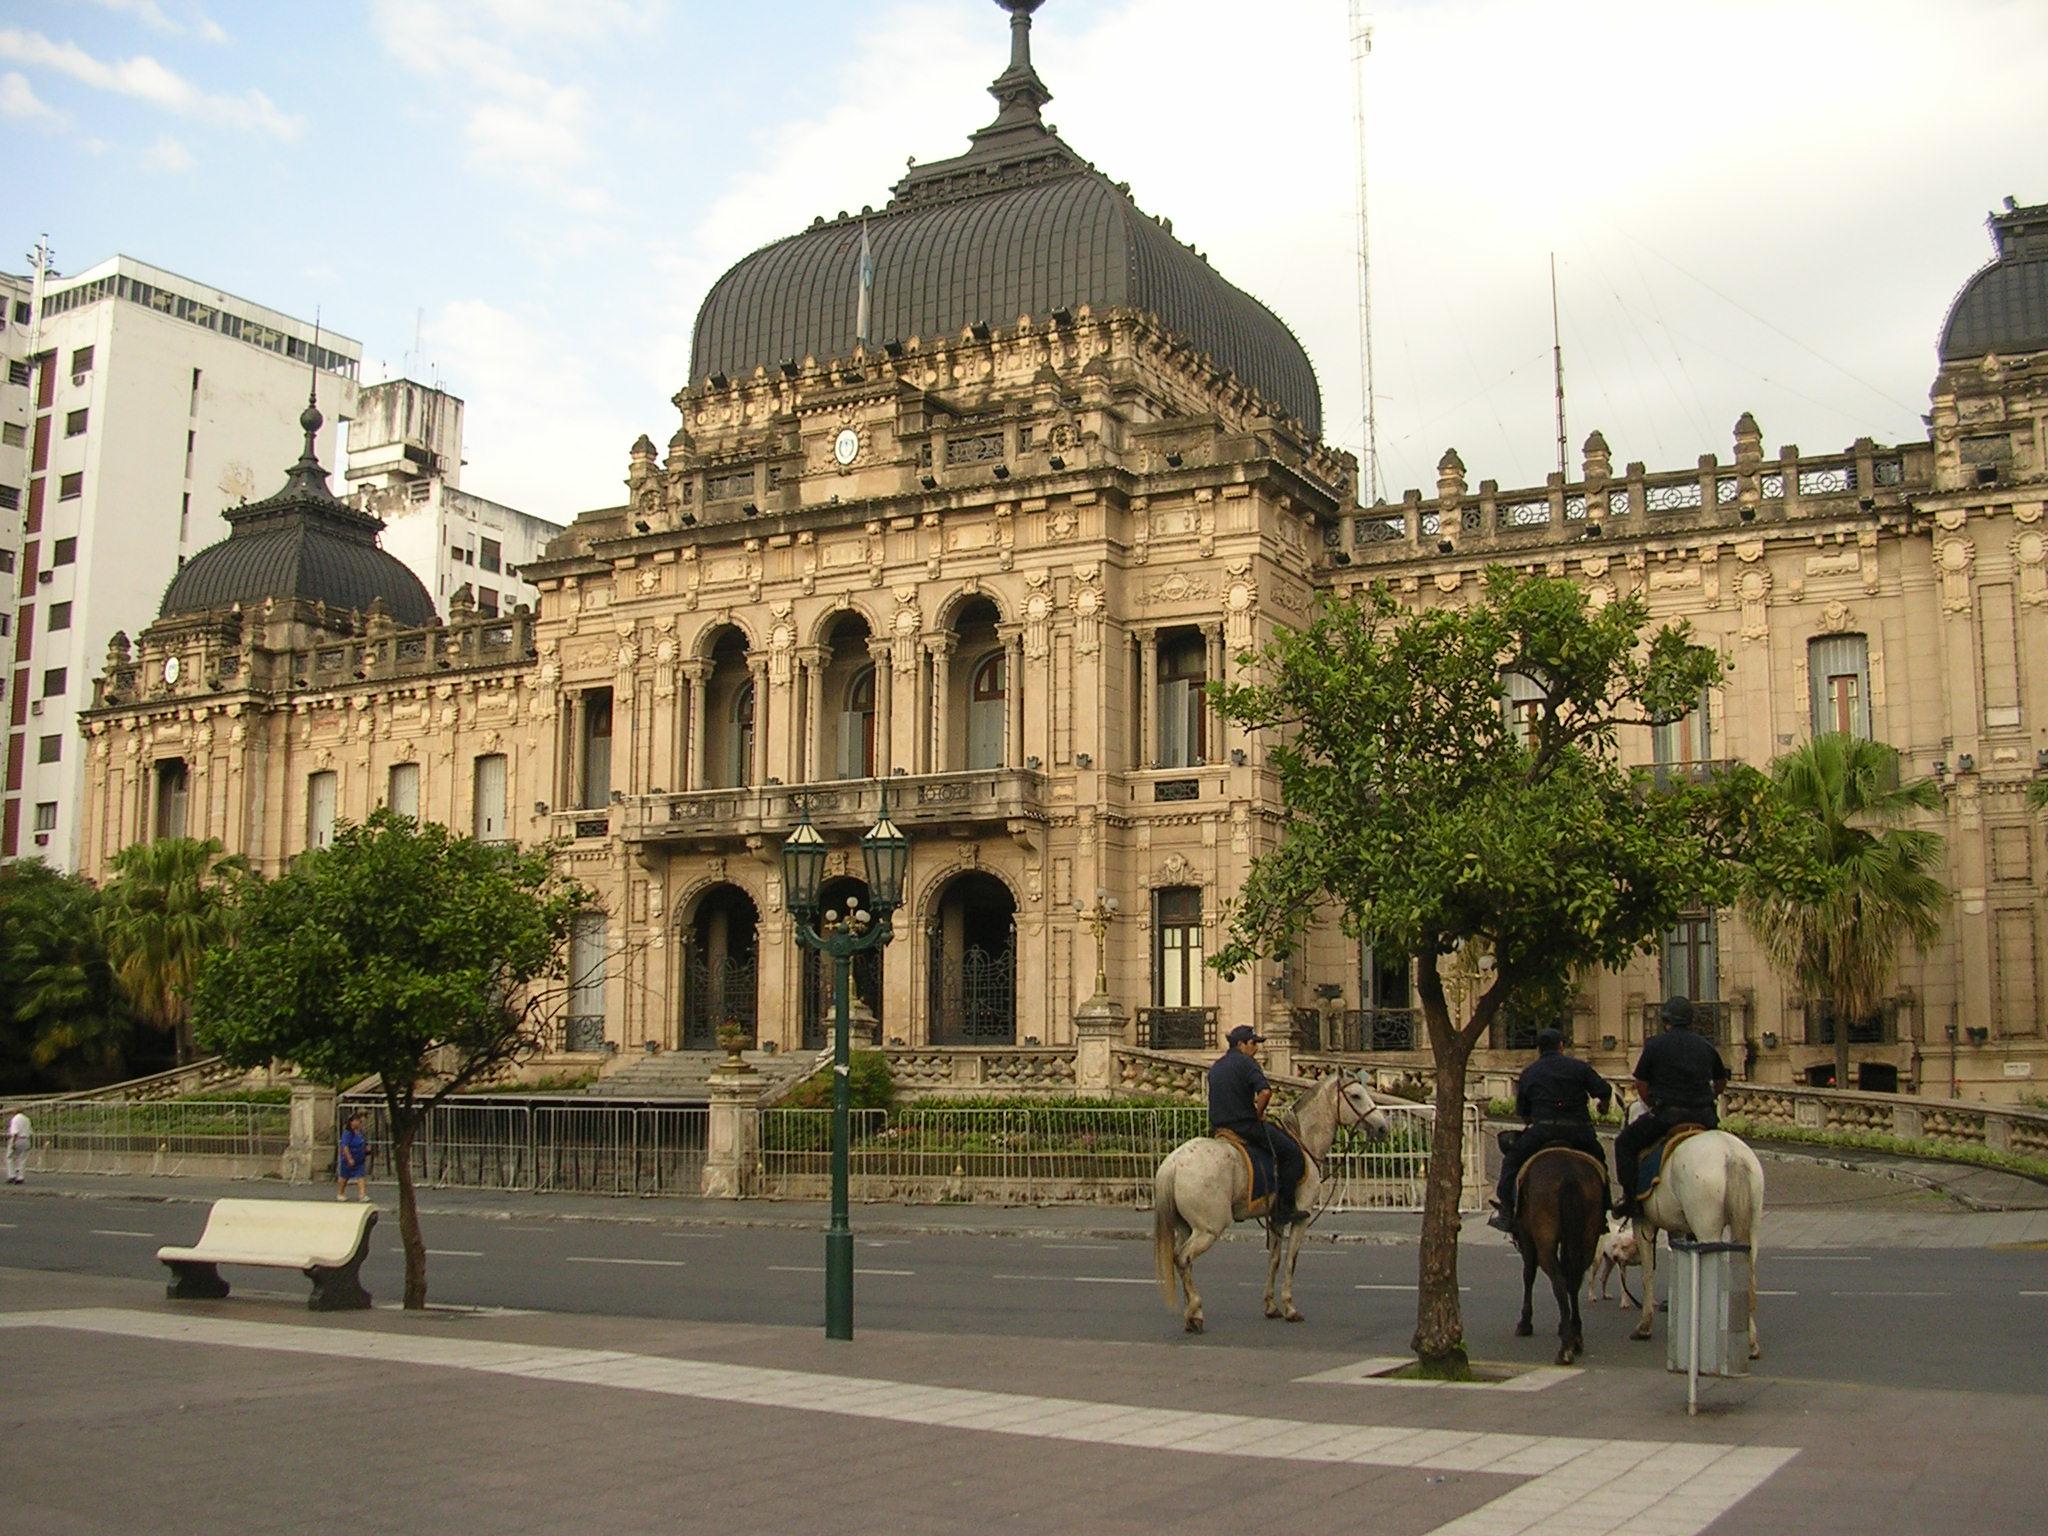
(1, 271), (32, 725)
(344, 378), (564, 617)
(2, 255), (361, 867)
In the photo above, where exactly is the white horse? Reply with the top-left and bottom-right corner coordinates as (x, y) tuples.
(1153, 1072), (1393, 1334)
(1630, 1128), (1766, 1359)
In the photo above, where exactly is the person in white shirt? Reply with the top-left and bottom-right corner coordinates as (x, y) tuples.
(5, 1110), (29, 1184)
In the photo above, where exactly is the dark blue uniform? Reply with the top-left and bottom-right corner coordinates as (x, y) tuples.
(1208, 1048), (1305, 1221)
(1495, 1050), (1612, 1215)
(1614, 1026), (1730, 1207)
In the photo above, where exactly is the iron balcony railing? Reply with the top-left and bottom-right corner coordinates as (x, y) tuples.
(1650, 758), (1738, 791)
(1324, 1008), (1420, 1052)
(1803, 1000), (1902, 1047)
(1135, 1006), (1218, 1051)
(1637, 999), (1733, 1047)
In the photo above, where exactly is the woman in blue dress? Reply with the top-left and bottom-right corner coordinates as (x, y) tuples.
(336, 1113), (369, 1201)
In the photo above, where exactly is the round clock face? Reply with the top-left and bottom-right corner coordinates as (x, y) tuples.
(162, 655), (181, 685)
(833, 427), (860, 467)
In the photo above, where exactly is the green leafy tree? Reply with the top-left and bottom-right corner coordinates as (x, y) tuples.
(2029, 776), (2048, 812)
(0, 861), (145, 1092)
(1739, 733), (1947, 1090)
(1214, 570), (1755, 1375)
(192, 812), (587, 1308)
(101, 837), (248, 1064)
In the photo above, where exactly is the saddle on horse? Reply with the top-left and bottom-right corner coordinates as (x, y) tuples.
(1633, 1123), (1708, 1203)
(1213, 1125), (1299, 1220)
(1514, 1144), (1608, 1204)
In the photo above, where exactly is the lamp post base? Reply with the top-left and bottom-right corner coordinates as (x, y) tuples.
(825, 1225), (854, 1340)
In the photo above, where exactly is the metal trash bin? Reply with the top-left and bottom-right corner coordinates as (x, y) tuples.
(1667, 1237), (1751, 1413)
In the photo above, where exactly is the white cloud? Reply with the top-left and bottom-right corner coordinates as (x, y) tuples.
(415, 299), (635, 521)
(70, 0), (227, 43)
(139, 131), (192, 172)
(0, 69), (65, 124)
(366, 0), (656, 205)
(0, 26), (300, 137)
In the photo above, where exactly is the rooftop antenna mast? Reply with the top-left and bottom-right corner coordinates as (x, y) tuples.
(1550, 252), (1568, 479)
(1348, 3), (1381, 504)
(23, 234), (55, 380)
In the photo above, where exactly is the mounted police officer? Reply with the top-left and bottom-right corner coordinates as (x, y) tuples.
(1486, 1027), (1612, 1234)
(1207, 1025), (1305, 1225)
(1613, 995), (1731, 1218)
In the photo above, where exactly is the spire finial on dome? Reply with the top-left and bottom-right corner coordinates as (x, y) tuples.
(298, 313), (324, 461)
(980, 0), (1051, 138)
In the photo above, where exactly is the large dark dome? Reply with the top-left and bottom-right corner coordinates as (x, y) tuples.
(160, 400), (436, 626)
(688, 1), (1323, 437)
(1939, 198), (2048, 363)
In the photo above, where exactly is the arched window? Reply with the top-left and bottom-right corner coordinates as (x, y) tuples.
(839, 665), (876, 779)
(731, 682), (756, 787)
(967, 651), (1006, 769)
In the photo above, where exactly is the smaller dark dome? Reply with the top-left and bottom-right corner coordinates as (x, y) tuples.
(160, 398), (436, 625)
(1939, 198), (2048, 362)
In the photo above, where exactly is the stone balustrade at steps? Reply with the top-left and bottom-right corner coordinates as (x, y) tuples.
(583, 1049), (827, 1104)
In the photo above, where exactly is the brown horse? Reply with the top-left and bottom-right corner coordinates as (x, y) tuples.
(1507, 1142), (1607, 1365)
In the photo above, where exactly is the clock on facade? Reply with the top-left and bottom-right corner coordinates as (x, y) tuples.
(833, 427), (860, 467)
(162, 655), (181, 685)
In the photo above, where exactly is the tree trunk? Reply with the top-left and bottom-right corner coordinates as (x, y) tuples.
(1413, 1038), (1476, 1374)
(1832, 1010), (1851, 1092)
(1411, 964), (1475, 1377)
(390, 1104), (429, 1310)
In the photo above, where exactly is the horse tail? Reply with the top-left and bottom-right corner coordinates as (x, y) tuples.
(1153, 1157), (1182, 1309)
(1722, 1138), (1762, 1249)
(1556, 1167), (1594, 1286)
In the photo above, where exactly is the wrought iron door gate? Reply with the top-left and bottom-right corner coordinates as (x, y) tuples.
(684, 949), (757, 1049)
(928, 928), (1016, 1044)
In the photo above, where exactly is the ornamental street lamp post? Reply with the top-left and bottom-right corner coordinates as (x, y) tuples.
(781, 792), (907, 1340)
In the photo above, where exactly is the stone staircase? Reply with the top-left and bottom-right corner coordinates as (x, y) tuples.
(585, 1048), (827, 1104)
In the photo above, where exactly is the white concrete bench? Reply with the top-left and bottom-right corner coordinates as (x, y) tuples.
(158, 1199), (378, 1311)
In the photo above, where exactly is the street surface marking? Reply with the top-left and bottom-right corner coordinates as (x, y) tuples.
(0, 1309), (1799, 1536)
(1829, 1290), (1948, 1297)
(566, 1256), (687, 1268)
(992, 1274), (1151, 1285)
(1777, 1254), (1870, 1261)
(90, 1229), (157, 1238)
(767, 1264), (913, 1276)
(424, 1249), (484, 1258)
(2022, 1290), (2048, 1296)
(0, 1221), (15, 1228)
(659, 1231), (725, 1239)
(1041, 1243), (1117, 1252)
(1357, 1283), (1467, 1292)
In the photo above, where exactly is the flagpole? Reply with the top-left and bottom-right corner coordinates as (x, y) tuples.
(855, 218), (873, 350)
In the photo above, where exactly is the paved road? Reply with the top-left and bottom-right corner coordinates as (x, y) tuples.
(4, 1175), (2042, 1394)
(4, 1155), (2046, 1536)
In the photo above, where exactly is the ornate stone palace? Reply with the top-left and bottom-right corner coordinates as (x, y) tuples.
(69, 5), (2048, 1101)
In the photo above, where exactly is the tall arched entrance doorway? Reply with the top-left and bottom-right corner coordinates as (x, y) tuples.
(682, 884), (759, 1049)
(801, 875), (884, 1050)
(927, 871), (1016, 1044)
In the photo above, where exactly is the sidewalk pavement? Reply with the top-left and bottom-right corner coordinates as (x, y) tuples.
(4, 1262), (2042, 1536)
(10, 1145), (2048, 1248)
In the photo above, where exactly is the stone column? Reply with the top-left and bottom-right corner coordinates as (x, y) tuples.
(1136, 627), (1159, 769)
(1203, 622), (1225, 765)
(282, 1084), (338, 1184)
(701, 1062), (764, 1199)
(680, 658), (709, 790)
(868, 639), (894, 777)
(927, 633), (957, 774)
(751, 657), (772, 787)
(799, 646), (827, 782)
(1001, 626), (1026, 767)
(1073, 990), (1131, 1099)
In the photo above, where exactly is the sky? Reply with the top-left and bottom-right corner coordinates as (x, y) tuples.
(4, 0), (2042, 522)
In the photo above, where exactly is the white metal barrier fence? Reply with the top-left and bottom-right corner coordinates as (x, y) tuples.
(757, 1101), (1479, 1211)
(341, 1100), (708, 1196)
(7, 1099), (288, 1178)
